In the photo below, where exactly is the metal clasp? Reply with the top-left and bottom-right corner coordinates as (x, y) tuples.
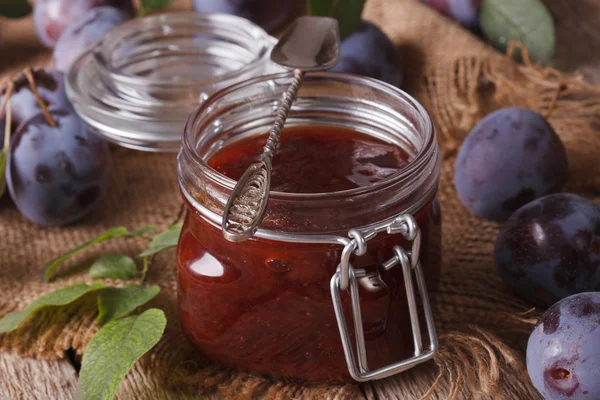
(330, 214), (438, 382)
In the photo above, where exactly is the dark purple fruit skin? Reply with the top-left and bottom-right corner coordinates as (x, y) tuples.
(0, 69), (71, 134)
(422, 0), (482, 28)
(192, 0), (293, 32)
(33, 0), (134, 48)
(6, 109), (111, 226)
(527, 293), (600, 399)
(455, 107), (568, 221)
(53, 7), (127, 72)
(495, 194), (600, 307)
(330, 21), (402, 87)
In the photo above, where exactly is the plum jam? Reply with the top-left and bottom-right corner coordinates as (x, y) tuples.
(209, 126), (411, 193)
(177, 72), (442, 383)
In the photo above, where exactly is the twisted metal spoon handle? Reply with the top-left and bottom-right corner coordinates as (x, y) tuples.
(221, 69), (304, 242)
(261, 69), (304, 164)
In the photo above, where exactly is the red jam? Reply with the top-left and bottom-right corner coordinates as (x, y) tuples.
(177, 125), (441, 382)
(209, 126), (410, 193)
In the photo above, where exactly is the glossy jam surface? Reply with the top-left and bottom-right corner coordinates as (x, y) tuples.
(178, 126), (441, 383)
(209, 126), (410, 193)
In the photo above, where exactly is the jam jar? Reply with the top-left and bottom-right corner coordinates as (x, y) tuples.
(177, 72), (442, 383)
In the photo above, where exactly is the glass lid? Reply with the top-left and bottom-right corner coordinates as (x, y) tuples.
(66, 12), (279, 152)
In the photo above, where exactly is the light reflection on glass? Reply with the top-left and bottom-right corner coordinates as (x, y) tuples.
(190, 252), (224, 277)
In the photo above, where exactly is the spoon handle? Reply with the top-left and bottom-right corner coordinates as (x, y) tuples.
(260, 69), (305, 164)
(221, 69), (305, 242)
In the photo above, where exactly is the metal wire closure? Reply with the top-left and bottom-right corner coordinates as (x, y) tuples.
(183, 186), (437, 381)
(331, 214), (438, 381)
(221, 69), (305, 242)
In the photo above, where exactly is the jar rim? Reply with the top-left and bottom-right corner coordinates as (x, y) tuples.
(93, 12), (274, 89)
(182, 71), (437, 201)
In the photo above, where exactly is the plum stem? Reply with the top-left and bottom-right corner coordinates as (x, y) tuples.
(516, 307), (537, 316)
(4, 97), (12, 151)
(0, 82), (14, 121)
(506, 41), (533, 68)
(0, 86), (12, 197)
(545, 83), (567, 120)
(23, 68), (56, 127)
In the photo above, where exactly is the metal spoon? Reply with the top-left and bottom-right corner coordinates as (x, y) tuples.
(221, 16), (340, 242)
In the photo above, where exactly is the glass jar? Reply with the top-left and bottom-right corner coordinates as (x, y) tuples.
(66, 13), (278, 152)
(177, 72), (442, 383)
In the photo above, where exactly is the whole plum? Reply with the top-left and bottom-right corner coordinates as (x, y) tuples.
(192, 0), (293, 32)
(34, 0), (133, 48)
(495, 193), (600, 307)
(330, 21), (402, 87)
(527, 293), (600, 399)
(455, 107), (568, 221)
(6, 109), (111, 226)
(53, 7), (127, 72)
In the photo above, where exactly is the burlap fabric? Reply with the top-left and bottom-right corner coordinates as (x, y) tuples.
(1, 0), (600, 398)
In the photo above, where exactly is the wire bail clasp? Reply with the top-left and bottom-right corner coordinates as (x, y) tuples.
(330, 214), (438, 382)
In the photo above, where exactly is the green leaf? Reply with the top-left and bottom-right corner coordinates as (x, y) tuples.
(128, 225), (157, 237)
(42, 227), (129, 282)
(42, 226), (157, 283)
(0, 150), (7, 199)
(480, 0), (555, 64)
(0, 0), (33, 19)
(308, 0), (333, 16)
(308, 0), (366, 40)
(139, 0), (172, 15)
(332, 0), (366, 41)
(138, 223), (182, 257)
(78, 308), (167, 400)
(89, 254), (138, 281)
(0, 283), (105, 333)
(97, 285), (160, 325)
